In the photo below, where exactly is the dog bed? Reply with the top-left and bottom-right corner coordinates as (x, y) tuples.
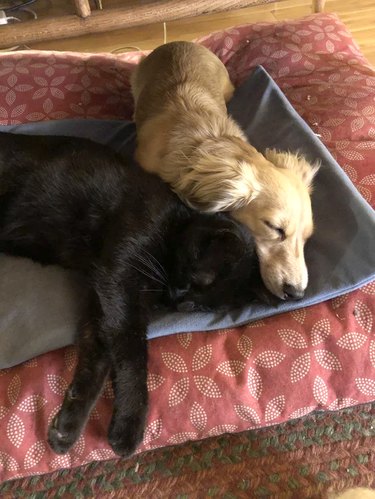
(0, 12), (374, 483)
(1, 65), (374, 368)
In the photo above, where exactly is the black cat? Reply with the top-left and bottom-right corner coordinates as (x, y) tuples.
(0, 132), (266, 457)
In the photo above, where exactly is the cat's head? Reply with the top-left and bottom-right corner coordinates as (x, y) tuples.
(166, 214), (273, 312)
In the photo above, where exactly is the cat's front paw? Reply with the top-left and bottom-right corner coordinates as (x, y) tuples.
(48, 412), (81, 454)
(108, 413), (146, 458)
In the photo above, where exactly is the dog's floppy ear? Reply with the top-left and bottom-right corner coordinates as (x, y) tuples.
(174, 156), (260, 213)
(265, 149), (320, 190)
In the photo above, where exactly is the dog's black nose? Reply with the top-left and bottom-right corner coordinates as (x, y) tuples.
(283, 284), (304, 300)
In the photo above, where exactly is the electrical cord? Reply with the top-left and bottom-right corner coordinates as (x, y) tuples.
(17, 6), (37, 18)
(3, 0), (36, 13)
(0, 9), (20, 24)
(0, 0), (37, 26)
(110, 22), (167, 54)
(0, 1), (37, 50)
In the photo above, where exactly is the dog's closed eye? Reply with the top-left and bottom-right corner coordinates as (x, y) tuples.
(263, 220), (286, 241)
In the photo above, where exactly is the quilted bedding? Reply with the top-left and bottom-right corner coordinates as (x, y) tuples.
(0, 13), (374, 483)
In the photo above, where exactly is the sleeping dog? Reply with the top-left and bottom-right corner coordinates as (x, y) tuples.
(0, 132), (267, 457)
(131, 41), (320, 300)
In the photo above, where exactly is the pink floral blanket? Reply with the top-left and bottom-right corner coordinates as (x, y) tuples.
(0, 13), (374, 483)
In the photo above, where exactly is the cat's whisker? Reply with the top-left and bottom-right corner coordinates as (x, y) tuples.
(137, 255), (165, 281)
(133, 252), (167, 284)
(134, 258), (166, 284)
(141, 248), (167, 279)
(127, 262), (166, 286)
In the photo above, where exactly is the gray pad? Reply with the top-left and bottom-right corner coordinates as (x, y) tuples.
(0, 66), (374, 368)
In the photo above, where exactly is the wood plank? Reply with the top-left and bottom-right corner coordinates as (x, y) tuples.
(31, 22), (166, 52)
(167, 8), (277, 41)
(24, 0), (375, 67)
(29, 3), (282, 52)
(0, 0), (274, 48)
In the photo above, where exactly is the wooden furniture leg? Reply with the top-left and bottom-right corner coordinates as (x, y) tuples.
(74, 0), (91, 18)
(313, 0), (326, 13)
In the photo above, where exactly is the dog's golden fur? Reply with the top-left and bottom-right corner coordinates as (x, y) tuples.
(131, 41), (319, 299)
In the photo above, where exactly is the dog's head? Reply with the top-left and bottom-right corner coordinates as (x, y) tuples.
(166, 136), (318, 301)
(232, 149), (319, 300)
(166, 214), (270, 312)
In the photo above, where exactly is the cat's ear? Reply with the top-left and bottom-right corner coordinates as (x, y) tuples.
(215, 227), (243, 243)
(190, 219), (247, 261)
(211, 227), (247, 256)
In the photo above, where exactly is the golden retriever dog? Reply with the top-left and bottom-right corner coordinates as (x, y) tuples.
(131, 41), (319, 300)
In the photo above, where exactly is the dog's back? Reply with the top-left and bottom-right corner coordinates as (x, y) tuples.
(131, 41), (234, 127)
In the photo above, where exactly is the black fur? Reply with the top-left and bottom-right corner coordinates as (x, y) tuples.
(0, 132), (266, 457)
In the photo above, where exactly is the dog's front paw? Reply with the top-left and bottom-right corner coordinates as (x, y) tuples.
(108, 413), (145, 458)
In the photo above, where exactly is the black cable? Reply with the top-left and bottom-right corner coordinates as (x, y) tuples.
(4, 0), (37, 13)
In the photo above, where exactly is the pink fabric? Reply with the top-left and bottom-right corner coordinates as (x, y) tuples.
(0, 13), (374, 483)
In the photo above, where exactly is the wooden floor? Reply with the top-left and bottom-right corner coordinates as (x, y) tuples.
(29, 0), (375, 66)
